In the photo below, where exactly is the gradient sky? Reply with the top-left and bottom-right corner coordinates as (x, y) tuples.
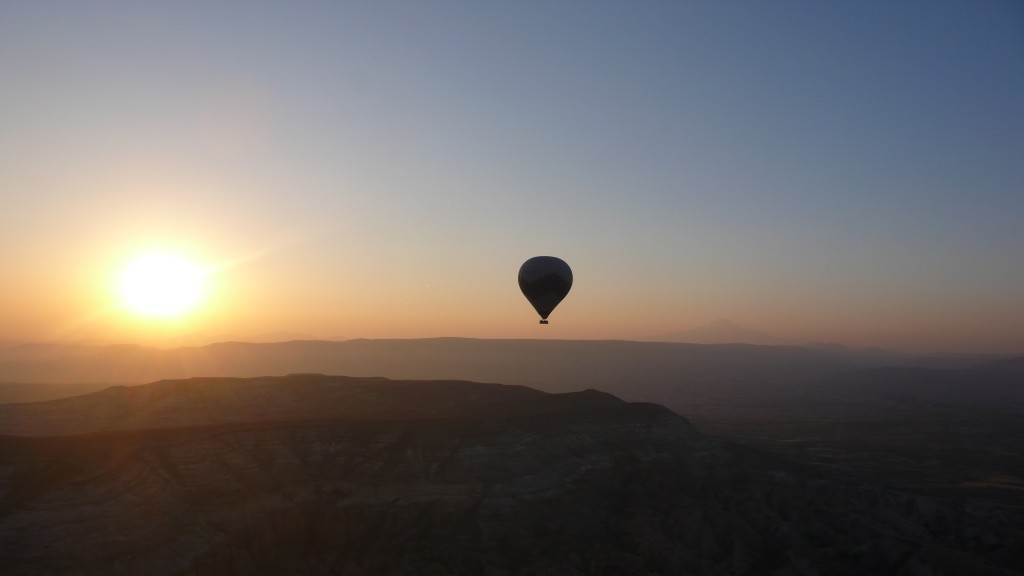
(1, 2), (1022, 353)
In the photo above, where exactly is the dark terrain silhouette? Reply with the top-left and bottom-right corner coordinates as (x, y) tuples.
(2, 339), (1021, 510)
(1, 375), (1022, 575)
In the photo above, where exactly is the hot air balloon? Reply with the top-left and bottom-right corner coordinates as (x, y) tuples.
(518, 256), (572, 324)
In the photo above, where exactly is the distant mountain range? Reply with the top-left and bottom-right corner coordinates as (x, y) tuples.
(2, 374), (1021, 575)
(651, 319), (794, 345)
(651, 321), (913, 357)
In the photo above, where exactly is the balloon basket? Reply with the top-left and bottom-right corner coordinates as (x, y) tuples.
(539, 320), (549, 324)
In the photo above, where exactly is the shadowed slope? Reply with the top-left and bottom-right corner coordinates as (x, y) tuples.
(0, 374), (655, 437)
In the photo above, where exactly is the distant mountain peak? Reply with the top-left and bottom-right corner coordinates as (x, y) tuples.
(706, 318), (743, 330)
(653, 319), (788, 346)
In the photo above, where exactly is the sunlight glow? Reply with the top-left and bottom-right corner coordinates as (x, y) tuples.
(119, 253), (204, 317)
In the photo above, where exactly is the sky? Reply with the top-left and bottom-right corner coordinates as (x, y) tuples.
(1, 1), (1022, 353)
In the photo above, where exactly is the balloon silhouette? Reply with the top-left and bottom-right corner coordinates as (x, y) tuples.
(518, 256), (572, 324)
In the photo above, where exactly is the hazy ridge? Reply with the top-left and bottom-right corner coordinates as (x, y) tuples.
(1, 338), (1016, 421)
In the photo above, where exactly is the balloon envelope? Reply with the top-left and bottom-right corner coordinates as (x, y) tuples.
(518, 256), (572, 323)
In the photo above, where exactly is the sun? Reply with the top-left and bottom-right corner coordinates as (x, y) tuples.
(119, 253), (205, 317)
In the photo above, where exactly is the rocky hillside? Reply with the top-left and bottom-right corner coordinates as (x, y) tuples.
(0, 375), (1021, 575)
